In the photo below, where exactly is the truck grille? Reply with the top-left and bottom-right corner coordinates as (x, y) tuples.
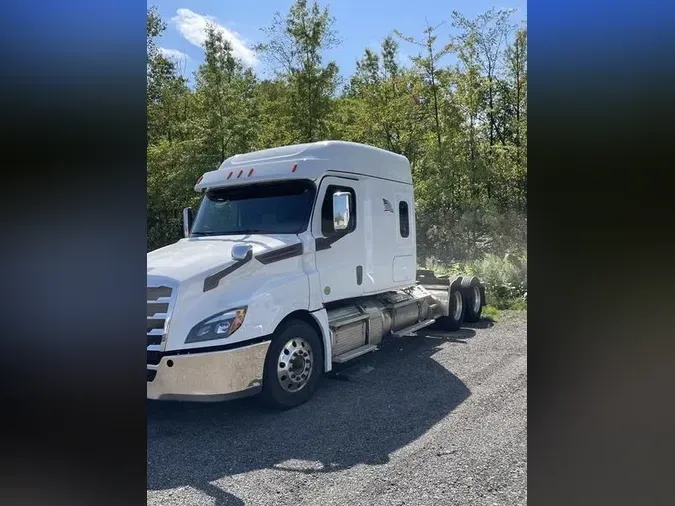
(147, 283), (175, 371)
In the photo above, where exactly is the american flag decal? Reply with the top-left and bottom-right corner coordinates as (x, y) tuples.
(382, 198), (394, 213)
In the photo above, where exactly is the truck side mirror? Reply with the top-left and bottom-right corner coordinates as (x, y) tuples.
(333, 191), (350, 231)
(182, 207), (193, 238)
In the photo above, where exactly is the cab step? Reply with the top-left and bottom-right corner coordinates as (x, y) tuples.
(333, 344), (378, 364)
(391, 318), (436, 337)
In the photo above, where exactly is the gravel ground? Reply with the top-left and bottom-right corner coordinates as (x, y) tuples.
(148, 311), (527, 506)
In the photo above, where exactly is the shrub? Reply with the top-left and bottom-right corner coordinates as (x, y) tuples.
(467, 253), (527, 309)
(482, 305), (501, 321)
(421, 252), (527, 310)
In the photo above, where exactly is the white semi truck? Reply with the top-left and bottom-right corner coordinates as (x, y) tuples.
(147, 141), (485, 408)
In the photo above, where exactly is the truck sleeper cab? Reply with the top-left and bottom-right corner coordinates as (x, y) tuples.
(147, 141), (485, 409)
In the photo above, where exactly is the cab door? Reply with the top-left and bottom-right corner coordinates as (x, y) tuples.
(311, 176), (365, 303)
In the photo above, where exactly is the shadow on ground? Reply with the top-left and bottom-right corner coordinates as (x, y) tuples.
(466, 319), (495, 329)
(426, 325), (481, 343)
(147, 328), (474, 505)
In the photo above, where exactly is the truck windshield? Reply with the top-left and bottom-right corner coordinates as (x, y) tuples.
(191, 180), (316, 236)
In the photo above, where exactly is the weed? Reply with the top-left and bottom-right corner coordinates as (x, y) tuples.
(482, 305), (501, 321)
(421, 252), (527, 310)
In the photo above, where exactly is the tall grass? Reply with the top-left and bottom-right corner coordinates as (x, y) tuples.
(422, 252), (527, 310)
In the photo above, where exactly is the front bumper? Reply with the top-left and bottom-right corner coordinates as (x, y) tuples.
(147, 341), (270, 402)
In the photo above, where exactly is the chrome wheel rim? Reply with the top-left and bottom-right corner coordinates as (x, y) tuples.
(473, 286), (481, 313)
(452, 290), (463, 321)
(277, 337), (313, 393)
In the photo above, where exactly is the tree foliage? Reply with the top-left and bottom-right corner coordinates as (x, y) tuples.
(147, 2), (527, 263)
(255, 0), (340, 142)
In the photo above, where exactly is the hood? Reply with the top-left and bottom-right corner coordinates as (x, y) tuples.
(147, 234), (299, 282)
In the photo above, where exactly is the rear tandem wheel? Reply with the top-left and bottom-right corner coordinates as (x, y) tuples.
(433, 284), (465, 331)
(461, 276), (483, 323)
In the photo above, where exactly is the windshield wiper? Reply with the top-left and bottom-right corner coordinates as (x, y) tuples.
(191, 230), (272, 237)
(228, 229), (270, 235)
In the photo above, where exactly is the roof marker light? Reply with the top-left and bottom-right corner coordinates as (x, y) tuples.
(237, 169), (243, 178)
(227, 171), (233, 180)
(248, 168), (254, 176)
(291, 163), (298, 173)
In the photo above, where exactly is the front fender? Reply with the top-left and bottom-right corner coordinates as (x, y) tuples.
(165, 256), (310, 352)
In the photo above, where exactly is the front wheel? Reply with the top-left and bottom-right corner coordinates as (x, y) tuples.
(259, 319), (323, 409)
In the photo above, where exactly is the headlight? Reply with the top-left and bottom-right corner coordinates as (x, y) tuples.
(185, 307), (247, 343)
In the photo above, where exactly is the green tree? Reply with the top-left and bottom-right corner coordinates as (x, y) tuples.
(147, 7), (190, 145)
(195, 24), (259, 166)
(145, 4), (527, 262)
(451, 8), (515, 149)
(254, 79), (295, 148)
(341, 37), (427, 164)
(256, 0), (340, 142)
(396, 22), (453, 156)
(505, 26), (527, 159)
(147, 7), (197, 250)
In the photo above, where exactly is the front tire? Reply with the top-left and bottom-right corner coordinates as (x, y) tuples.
(260, 319), (323, 409)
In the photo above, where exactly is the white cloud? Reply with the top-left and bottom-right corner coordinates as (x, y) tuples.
(159, 47), (189, 62)
(172, 8), (258, 67)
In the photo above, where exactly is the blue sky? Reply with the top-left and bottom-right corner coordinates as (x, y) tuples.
(151, 0), (527, 83)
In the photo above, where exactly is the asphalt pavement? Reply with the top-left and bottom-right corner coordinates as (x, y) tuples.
(148, 311), (527, 506)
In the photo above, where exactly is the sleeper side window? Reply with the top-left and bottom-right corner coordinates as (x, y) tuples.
(321, 185), (356, 236)
(399, 200), (410, 238)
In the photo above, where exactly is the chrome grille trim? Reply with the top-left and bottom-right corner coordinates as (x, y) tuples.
(147, 279), (178, 366)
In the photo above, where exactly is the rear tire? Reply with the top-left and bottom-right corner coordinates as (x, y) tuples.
(461, 276), (483, 323)
(259, 319), (323, 410)
(434, 285), (464, 331)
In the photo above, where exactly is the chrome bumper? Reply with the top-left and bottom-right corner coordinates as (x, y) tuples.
(147, 341), (270, 402)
